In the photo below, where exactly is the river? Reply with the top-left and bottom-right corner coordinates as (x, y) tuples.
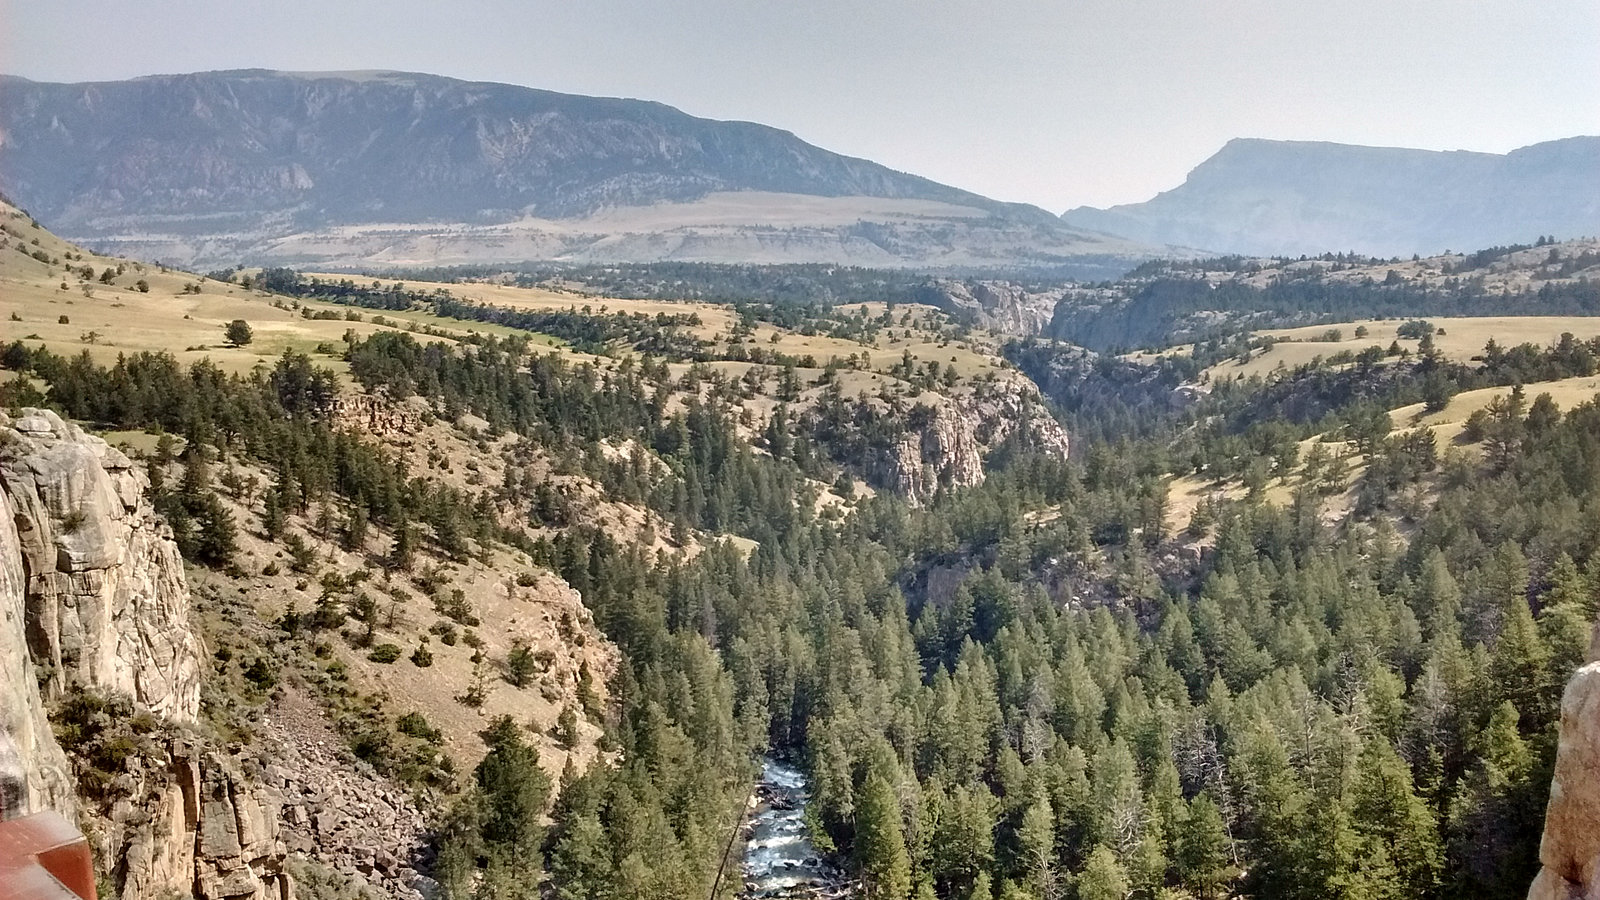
(739, 758), (847, 898)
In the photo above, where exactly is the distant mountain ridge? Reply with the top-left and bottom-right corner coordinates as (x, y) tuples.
(1063, 137), (1600, 257)
(0, 69), (1149, 271)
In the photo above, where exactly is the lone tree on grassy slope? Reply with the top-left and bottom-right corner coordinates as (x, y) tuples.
(224, 319), (253, 347)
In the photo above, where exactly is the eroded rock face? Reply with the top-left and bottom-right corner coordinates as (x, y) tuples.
(0, 409), (291, 900)
(0, 480), (76, 819)
(328, 394), (423, 440)
(1528, 620), (1600, 900)
(917, 280), (1062, 335)
(875, 382), (1070, 505)
(0, 409), (202, 722)
(99, 742), (292, 900)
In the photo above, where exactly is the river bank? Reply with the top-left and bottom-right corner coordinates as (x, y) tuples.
(739, 758), (850, 898)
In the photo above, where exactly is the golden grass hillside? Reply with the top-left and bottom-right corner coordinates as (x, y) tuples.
(304, 272), (1011, 384)
(1165, 372), (1600, 539)
(1204, 316), (1600, 380)
(1219, 237), (1600, 293)
(0, 201), (539, 379)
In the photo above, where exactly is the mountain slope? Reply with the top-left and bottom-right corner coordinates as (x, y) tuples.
(0, 69), (1149, 270)
(1062, 137), (1600, 257)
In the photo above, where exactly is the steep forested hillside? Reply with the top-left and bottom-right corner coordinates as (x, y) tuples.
(3, 203), (1596, 900)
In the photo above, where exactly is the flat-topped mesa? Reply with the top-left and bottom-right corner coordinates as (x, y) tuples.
(1528, 615), (1600, 900)
(0, 409), (203, 724)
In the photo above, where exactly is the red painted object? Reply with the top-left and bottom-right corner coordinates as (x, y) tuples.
(0, 811), (97, 900)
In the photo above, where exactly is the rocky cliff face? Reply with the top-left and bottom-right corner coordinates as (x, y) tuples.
(0, 409), (292, 900)
(0, 465), (76, 819)
(328, 393), (425, 440)
(93, 740), (291, 900)
(1528, 616), (1600, 900)
(1, 410), (203, 722)
(914, 280), (1066, 335)
(874, 382), (1070, 504)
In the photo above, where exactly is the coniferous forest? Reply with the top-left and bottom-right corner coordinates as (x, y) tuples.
(6, 264), (1594, 900)
(1, 13), (1597, 898)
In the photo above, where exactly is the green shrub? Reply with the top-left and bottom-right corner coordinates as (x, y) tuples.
(410, 643), (434, 668)
(367, 643), (402, 664)
(242, 658), (277, 690)
(506, 640), (536, 688)
(396, 712), (442, 744)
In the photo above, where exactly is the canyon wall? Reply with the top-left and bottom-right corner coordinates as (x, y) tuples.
(0, 409), (291, 900)
(875, 381), (1071, 505)
(1528, 617), (1600, 900)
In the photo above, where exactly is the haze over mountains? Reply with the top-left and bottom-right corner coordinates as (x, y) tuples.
(1064, 136), (1600, 258)
(0, 69), (1150, 273)
(3, 69), (1594, 270)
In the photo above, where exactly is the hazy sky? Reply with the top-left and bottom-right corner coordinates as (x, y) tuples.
(4, 0), (1597, 210)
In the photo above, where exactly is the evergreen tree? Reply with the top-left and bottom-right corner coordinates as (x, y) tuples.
(1077, 845), (1129, 900)
(1490, 590), (1552, 728)
(857, 771), (912, 900)
(1349, 739), (1442, 899)
(1016, 793), (1059, 900)
(1177, 793), (1234, 900)
(1447, 702), (1542, 899)
(475, 716), (551, 858)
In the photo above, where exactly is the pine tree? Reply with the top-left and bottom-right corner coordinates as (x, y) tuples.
(432, 796), (483, 900)
(475, 715), (551, 857)
(194, 495), (237, 567)
(1349, 738), (1442, 899)
(928, 781), (997, 897)
(1447, 701), (1541, 898)
(1177, 793), (1234, 900)
(1077, 845), (1129, 900)
(506, 639), (537, 688)
(857, 771), (912, 900)
(261, 488), (286, 540)
(1489, 589), (1551, 728)
(389, 519), (415, 570)
(1414, 551), (1461, 638)
(548, 795), (611, 899)
(343, 505), (369, 550)
(1016, 793), (1059, 900)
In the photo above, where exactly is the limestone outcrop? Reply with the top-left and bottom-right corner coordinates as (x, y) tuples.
(874, 382), (1070, 505)
(915, 280), (1062, 335)
(96, 742), (291, 900)
(1528, 619), (1600, 900)
(0, 409), (202, 722)
(329, 393), (424, 439)
(0, 409), (291, 900)
(0, 474), (76, 819)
